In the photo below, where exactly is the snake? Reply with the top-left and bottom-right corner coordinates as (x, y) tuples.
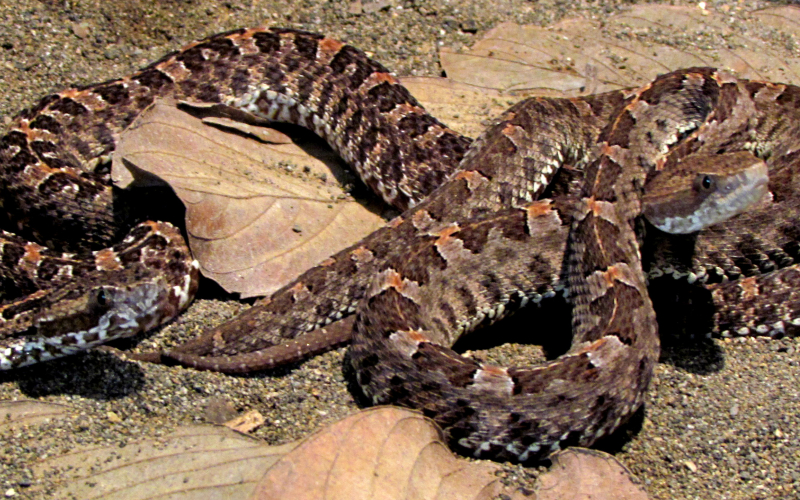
(347, 69), (768, 461)
(0, 27), (470, 369)
(0, 28), (781, 462)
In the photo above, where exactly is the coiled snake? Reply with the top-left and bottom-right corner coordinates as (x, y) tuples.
(0, 28), (785, 462)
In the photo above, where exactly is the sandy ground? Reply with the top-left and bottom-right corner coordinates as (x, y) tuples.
(1, 1), (799, 499)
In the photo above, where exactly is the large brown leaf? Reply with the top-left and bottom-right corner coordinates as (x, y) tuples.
(114, 102), (389, 298)
(27, 406), (529, 500)
(30, 423), (294, 500)
(535, 449), (649, 500)
(252, 406), (515, 500)
(441, 5), (800, 96)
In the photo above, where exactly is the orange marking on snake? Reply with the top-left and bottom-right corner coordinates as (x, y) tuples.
(318, 37), (345, 55)
(406, 329), (431, 343)
(454, 170), (489, 191)
(383, 269), (407, 291)
(95, 248), (123, 271)
(411, 209), (431, 227)
(501, 123), (517, 136)
(737, 276), (759, 300)
(586, 197), (603, 217)
(481, 365), (509, 377)
(351, 246), (372, 259)
(602, 266), (624, 287)
(58, 88), (85, 100)
(526, 200), (554, 218)
(369, 72), (399, 85)
(22, 243), (41, 265)
(434, 224), (460, 245)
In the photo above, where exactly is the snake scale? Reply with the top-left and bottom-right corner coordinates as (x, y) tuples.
(0, 27), (792, 461)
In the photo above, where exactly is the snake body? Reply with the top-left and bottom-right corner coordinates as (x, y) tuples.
(348, 69), (767, 460)
(0, 28), (786, 461)
(0, 28), (469, 369)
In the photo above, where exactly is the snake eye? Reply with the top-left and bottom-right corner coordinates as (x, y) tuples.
(699, 175), (714, 191)
(96, 289), (108, 307)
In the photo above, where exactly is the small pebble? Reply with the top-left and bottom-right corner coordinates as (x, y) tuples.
(461, 20), (479, 33)
(70, 22), (90, 39)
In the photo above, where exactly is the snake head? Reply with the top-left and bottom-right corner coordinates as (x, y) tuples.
(33, 277), (170, 340)
(0, 222), (199, 370)
(642, 151), (770, 234)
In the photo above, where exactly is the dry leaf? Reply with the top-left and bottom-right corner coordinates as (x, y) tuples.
(114, 102), (389, 298)
(251, 407), (517, 500)
(30, 425), (296, 500)
(0, 399), (69, 432)
(441, 5), (800, 97)
(28, 407), (526, 500)
(535, 448), (649, 500)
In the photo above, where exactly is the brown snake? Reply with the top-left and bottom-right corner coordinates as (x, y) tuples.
(0, 28), (787, 461)
(0, 28), (469, 369)
(349, 69), (767, 460)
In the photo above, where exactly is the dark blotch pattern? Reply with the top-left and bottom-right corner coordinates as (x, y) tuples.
(29, 114), (62, 135)
(92, 83), (130, 106)
(6, 148), (39, 174)
(134, 68), (174, 91)
(48, 97), (88, 117)
(395, 239), (445, 285)
(252, 30), (281, 54)
(396, 113), (436, 137)
(367, 82), (409, 113)
(1, 242), (24, 271)
(284, 30), (323, 60)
